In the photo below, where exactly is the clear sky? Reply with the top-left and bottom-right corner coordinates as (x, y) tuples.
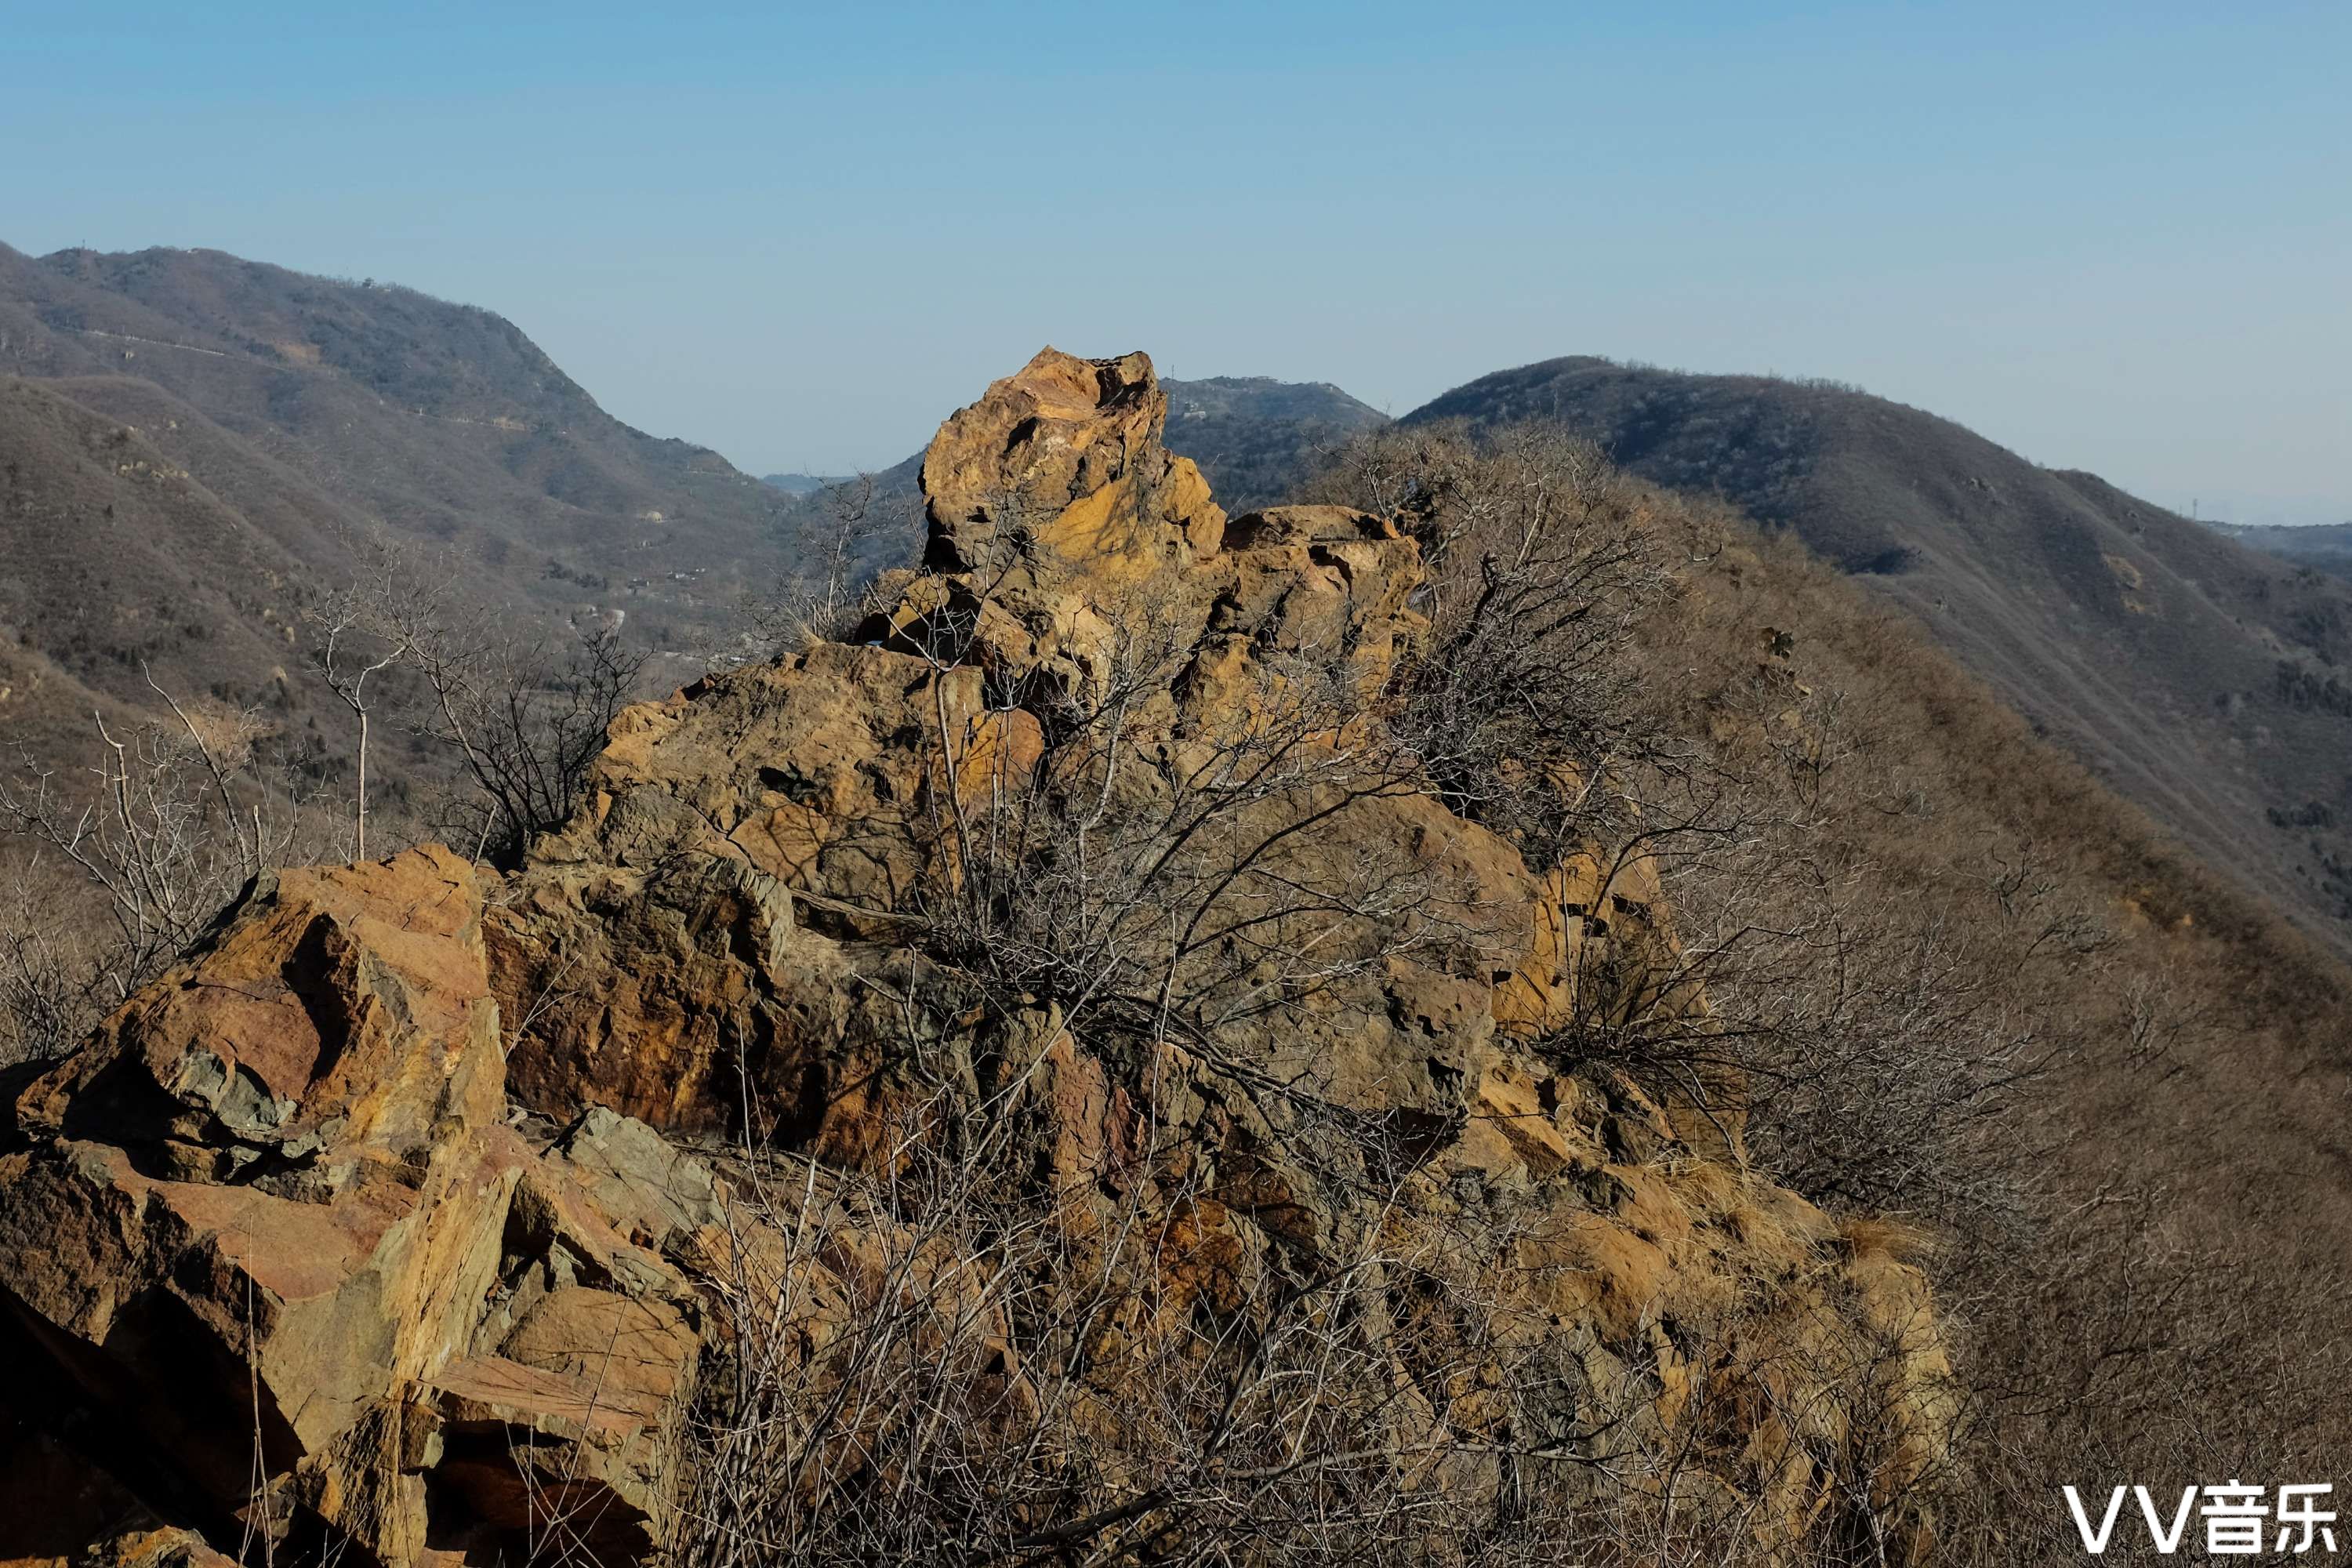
(5, 2), (2344, 521)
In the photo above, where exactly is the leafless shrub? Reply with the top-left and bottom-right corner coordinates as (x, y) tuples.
(1326, 436), (2352, 1554)
(869, 501), (1459, 1066)
(674, 1084), (1460, 1566)
(1312, 423), (2209, 1559)
(0, 673), (311, 1060)
(946, 654), (1442, 1048)
(318, 531), (651, 868)
(673, 1046), (1947, 1568)
(728, 474), (908, 663)
(398, 616), (646, 868)
(1314, 424), (2098, 1254)
(1313, 421), (1677, 866)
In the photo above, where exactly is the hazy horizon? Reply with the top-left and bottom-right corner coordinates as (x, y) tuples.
(8, 2), (2344, 524)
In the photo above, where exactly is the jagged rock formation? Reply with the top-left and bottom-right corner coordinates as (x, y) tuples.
(0, 348), (1956, 1565)
(0, 848), (715, 1562)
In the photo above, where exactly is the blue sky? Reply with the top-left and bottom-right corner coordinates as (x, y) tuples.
(5, 2), (2345, 521)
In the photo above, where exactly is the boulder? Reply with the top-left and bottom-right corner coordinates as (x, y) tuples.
(0, 848), (709, 1565)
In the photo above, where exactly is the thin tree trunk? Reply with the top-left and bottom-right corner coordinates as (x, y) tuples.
(356, 710), (368, 862)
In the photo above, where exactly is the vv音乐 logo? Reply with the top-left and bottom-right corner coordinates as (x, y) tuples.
(2065, 1484), (2339, 1555)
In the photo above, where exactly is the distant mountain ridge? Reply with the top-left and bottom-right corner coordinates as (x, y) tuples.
(0, 242), (782, 614)
(12, 241), (2339, 961)
(760, 472), (842, 495)
(1404, 355), (2352, 946)
(0, 241), (806, 755)
(1163, 376), (1388, 512)
(2216, 519), (2352, 579)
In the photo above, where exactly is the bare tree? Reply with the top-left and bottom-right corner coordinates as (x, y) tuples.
(311, 532), (649, 867)
(307, 557), (407, 862)
(0, 673), (307, 1062)
(726, 470), (902, 666)
(392, 611), (647, 866)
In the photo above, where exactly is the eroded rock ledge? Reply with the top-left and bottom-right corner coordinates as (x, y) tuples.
(0, 349), (1955, 1566)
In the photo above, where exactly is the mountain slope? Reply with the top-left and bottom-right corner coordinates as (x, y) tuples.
(0, 240), (827, 809)
(1405, 356), (2352, 946)
(0, 242), (785, 626)
(0, 377), (320, 716)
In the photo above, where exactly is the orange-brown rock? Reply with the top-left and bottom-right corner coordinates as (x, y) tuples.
(480, 349), (1952, 1552)
(0, 848), (709, 1565)
(920, 347), (1225, 575)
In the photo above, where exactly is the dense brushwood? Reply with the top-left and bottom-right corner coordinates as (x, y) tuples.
(1301, 420), (2352, 1557)
(0, 350), (1963, 1566)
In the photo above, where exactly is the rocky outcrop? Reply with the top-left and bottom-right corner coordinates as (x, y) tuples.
(0, 347), (1958, 1565)
(918, 347), (1226, 575)
(0, 848), (712, 1563)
